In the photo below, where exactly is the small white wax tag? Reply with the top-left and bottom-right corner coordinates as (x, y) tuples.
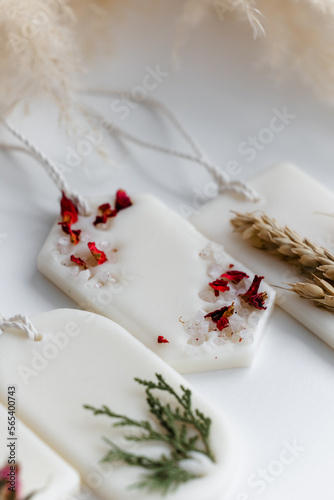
(38, 193), (275, 372)
(0, 309), (238, 500)
(190, 163), (334, 348)
(0, 403), (80, 499)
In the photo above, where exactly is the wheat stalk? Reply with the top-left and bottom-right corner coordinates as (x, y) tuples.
(290, 276), (334, 312)
(231, 211), (334, 312)
(231, 212), (334, 279)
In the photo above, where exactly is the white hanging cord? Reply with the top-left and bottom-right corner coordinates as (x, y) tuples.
(0, 142), (33, 156)
(81, 89), (260, 202)
(2, 121), (91, 216)
(0, 313), (40, 341)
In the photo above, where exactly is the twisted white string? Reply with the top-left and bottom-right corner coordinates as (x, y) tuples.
(3, 121), (91, 216)
(81, 89), (260, 202)
(0, 313), (40, 341)
(0, 142), (32, 155)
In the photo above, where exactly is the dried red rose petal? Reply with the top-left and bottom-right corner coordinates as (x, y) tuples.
(62, 211), (77, 225)
(0, 464), (22, 499)
(115, 189), (132, 212)
(88, 242), (107, 265)
(70, 255), (88, 269)
(59, 223), (81, 245)
(69, 230), (81, 245)
(93, 215), (107, 226)
(157, 336), (169, 344)
(60, 192), (78, 225)
(98, 203), (111, 213)
(247, 292), (268, 310)
(240, 275), (268, 310)
(59, 192), (81, 243)
(241, 275), (263, 299)
(220, 270), (249, 284)
(209, 279), (230, 297)
(217, 316), (230, 331)
(94, 203), (117, 226)
(205, 303), (235, 331)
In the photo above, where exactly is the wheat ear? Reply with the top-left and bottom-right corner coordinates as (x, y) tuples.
(231, 212), (334, 280)
(290, 276), (334, 312)
(231, 212), (334, 312)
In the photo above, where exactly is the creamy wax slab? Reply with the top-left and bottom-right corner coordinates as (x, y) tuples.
(0, 403), (80, 499)
(0, 309), (237, 500)
(38, 194), (275, 372)
(191, 163), (334, 348)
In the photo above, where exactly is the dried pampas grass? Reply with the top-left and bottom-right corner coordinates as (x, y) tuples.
(0, 0), (79, 120)
(2, 0), (334, 124)
(257, 0), (334, 102)
(70, 0), (143, 55)
(184, 0), (264, 37)
(180, 0), (334, 101)
(0, 0), (136, 122)
(173, 0), (264, 66)
(0, 0), (149, 123)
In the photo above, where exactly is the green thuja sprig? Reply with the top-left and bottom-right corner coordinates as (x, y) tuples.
(84, 373), (215, 495)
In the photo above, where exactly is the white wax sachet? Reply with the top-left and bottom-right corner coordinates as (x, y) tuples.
(0, 403), (80, 499)
(0, 309), (237, 500)
(38, 192), (275, 372)
(190, 163), (334, 348)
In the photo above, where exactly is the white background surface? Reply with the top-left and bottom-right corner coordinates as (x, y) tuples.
(0, 2), (334, 499)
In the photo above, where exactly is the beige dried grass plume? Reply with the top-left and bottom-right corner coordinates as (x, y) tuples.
(2, 0), (334, 124)
(257, 0), (334, 102)
(70, 0), (142, 55)
(174, 0), (264, 65)
(0, 0), (135, 122)
(0, 0), (78, 120)
(180, 0), (334, 101)
(0, 0), (146, 123)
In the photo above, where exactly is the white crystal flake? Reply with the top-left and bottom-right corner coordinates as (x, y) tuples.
(183, 244), (272, 348)
(207, 263), (224, 279)
(50, 212), (119, 287)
